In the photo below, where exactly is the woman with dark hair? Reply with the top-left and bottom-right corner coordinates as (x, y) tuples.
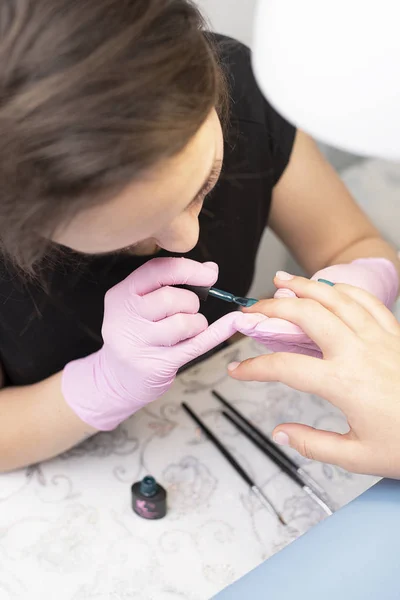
(0, 0), (397, 472)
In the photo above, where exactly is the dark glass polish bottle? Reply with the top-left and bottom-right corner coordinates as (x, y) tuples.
(131, 475), (167, 520)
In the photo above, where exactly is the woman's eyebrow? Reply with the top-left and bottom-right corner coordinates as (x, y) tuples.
(190, 159), (222, 205)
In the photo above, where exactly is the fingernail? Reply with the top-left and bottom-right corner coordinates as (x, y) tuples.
(273, 432), (290, 446)
(274, 289), (297, 299)
(245, 298), (259, 307)
(317, 278), (335, 287)
(276, 271), (295, 281)
(228, 362), (240, 372)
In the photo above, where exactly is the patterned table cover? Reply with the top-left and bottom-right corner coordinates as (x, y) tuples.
(0, 339), (376, 600)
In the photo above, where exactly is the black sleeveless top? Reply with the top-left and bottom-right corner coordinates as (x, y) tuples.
(0, 36), (295, 386)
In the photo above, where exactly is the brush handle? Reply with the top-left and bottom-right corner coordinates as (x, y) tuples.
(213, 391), (301, 475)
(222, 411), (305, 487)
(182, 403), (254, 488)
(177, 284), (211, 301)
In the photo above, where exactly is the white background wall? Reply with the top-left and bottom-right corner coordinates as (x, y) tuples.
(196, 0), (257, 46)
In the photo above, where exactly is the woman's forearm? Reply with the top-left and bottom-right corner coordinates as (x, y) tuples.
(270, 131), (400, 278)
(0, 372), (97, 473)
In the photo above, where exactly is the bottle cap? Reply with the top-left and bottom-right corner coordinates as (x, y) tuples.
(140, 475), (158, 497)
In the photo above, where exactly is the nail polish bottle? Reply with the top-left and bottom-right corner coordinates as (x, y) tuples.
(131, 475), (167, 520)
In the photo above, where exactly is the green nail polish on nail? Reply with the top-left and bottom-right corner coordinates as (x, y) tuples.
(244, 298), (258, 307)
(318, 279), (335, 287)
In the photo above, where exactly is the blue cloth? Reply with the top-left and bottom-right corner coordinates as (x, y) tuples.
(214, 479), (400, 599)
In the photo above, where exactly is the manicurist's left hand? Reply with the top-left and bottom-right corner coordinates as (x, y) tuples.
(237, 258), (399, 358)
(231, 276), (400, 478)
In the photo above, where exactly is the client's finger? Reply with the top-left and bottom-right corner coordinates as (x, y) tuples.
(241, 296), (352, 357)
(272, 424), (362, 472)
(333, 283), (400, 335)
(265, 274), (386, 337)
(228, 352), (329, 397)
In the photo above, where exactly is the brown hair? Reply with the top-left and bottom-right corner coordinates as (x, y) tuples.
(0, 0), (227, 271)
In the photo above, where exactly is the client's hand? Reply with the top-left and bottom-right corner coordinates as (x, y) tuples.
(237, 258), (398, 358)
(230, 275), (400, 478)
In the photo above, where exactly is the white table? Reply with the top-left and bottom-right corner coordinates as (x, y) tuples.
(0, 339), (376, 600)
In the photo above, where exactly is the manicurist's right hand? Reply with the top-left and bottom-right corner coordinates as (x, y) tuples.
(61, 257), (243, 431)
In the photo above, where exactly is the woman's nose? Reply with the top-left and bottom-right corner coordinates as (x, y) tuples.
(156, 213), (200, 254)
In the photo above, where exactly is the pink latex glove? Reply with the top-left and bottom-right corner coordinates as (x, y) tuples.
(237, 258), (399, 358)
(62, 257), (247, 431)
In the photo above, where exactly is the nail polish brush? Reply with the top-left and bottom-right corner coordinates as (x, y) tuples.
(179, 285), (258, 308)
(222, 410), (333, 516)
(212, 391), (334, 516)
(182, 402), (287, 526)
